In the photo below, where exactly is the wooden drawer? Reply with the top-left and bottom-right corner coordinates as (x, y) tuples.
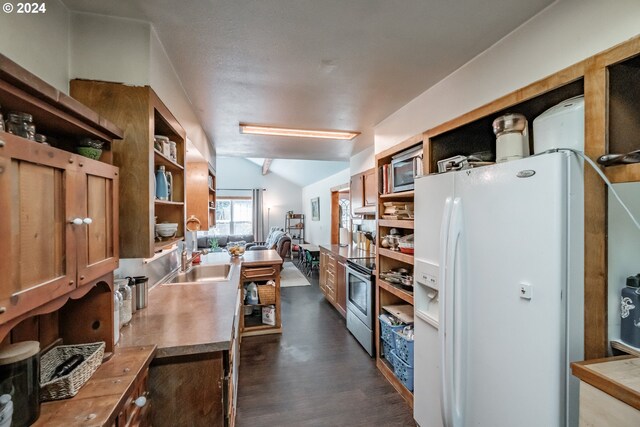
(242, 266), (278, 280)
(118, 368), (150, 427)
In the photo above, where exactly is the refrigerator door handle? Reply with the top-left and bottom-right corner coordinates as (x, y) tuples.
(449, 198), (465, 427)
(439, 197), (454, 427)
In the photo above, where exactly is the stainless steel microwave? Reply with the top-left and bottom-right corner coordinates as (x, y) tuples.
(391, 146), (423, 192)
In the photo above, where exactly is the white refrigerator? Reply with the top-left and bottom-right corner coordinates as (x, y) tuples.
(413, 151), (584, 427)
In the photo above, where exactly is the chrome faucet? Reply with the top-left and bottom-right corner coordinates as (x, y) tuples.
(181, 249), (202, 272)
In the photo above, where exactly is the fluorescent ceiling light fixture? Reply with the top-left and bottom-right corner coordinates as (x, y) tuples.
(239, 123), (359, 140)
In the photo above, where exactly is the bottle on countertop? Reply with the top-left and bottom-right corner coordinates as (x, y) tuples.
(621, 275), (640, 348)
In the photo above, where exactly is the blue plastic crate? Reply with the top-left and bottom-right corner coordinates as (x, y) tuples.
(382, 340), (394, 364)
(389, 349), (414, 391)
(379, 315), (404, 348)
(393, 329), (415, 367)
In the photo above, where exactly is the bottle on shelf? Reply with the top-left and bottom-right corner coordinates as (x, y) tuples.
(156, 165), (169, 200)
(621, 275), (640, 348)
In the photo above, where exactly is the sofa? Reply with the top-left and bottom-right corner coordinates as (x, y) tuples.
(245, 227), (291, 260)
(197, 234), (255, 250)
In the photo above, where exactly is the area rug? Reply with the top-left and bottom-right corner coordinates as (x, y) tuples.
(280, 262), (311, 287)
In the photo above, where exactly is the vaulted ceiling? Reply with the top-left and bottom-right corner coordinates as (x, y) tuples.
(62, 0), (554, 160)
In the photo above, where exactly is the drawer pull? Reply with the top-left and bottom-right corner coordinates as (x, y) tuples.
(134, 395), (147, 408)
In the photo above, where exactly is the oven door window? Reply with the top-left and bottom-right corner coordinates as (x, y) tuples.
(393, 158), (415, 188)
(348, 272), (369, 316)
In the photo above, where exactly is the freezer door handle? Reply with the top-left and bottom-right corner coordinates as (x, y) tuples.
(440, 197), (465, 427)
(439, 197), (453, 427)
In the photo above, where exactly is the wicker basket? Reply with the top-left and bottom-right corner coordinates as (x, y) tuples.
(258, 284), (276, 305)
(40, 341), (105, 401)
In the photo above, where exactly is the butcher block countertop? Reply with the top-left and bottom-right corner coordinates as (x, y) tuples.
(571, 356), (640, 411)
(119, 250), (283, 358)
(319, 244), (374, 260)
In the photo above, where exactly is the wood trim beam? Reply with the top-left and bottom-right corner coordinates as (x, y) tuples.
(262, 159), (273, 175)
(583, 56), (609, 359)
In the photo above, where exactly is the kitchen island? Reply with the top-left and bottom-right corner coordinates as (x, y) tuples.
(119, 249), (283, 427)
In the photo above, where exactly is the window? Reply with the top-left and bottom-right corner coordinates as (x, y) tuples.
(339, 198), (351, 229)
(215, 197), (253, 235)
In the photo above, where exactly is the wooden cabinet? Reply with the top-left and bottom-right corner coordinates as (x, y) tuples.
(34, 345), (156, 427)
(70, 80), (187, 258)
(336, 259), (347, 317)
(227, 290), (242, 427)
(0, 135), (119, 324)
(319, 247), (347, 317)
(363, 168), (377, 207)
(350, 173), (364, 216)
(240, 262), (282, 337)
(0, 54), (122, 329)
(350, 168), (376, 215)
(186, 161), (216, 231)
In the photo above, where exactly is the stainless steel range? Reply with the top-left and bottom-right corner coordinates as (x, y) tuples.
(346, 257), (376, 356)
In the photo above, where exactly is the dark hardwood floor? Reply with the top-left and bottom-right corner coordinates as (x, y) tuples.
(236, 263), (415, 427)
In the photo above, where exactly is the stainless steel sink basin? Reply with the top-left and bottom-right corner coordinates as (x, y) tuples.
(166, 264), (232, 284)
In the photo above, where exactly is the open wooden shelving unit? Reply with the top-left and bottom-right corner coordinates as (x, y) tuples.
(374, 135), (422, 408)
(71, 80), (187, 258)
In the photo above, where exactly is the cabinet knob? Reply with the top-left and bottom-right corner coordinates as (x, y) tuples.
(70, 218), (83, 225)
(0, 140), (4, 147)
(83, 218), (93, 225)
(0, 307), (6, 314)
(134, 395), (147, 408)
(69, 280), (74, 286)
(80, 276), (85, 281)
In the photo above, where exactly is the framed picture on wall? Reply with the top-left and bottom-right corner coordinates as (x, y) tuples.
(311, 197), (320, 221)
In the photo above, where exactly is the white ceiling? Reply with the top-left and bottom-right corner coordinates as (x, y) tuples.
(247, 158), (348, 187)
(62, 0), (554, 161)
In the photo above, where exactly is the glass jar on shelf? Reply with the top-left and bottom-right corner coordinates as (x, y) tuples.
(5, 112), (36, 140)
(117, 280), (133, 326)
(169, 140), (177, 162)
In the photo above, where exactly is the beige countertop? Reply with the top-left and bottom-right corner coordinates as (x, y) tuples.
(119, 250), (282, 358)
(572, 356), (640, 411)
(319, 244), (375, 260)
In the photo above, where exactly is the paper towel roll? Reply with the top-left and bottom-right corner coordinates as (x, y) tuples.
(339, 228), (350, 246)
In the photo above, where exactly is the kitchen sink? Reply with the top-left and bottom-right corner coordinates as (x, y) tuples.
(166, 264), (232, 284)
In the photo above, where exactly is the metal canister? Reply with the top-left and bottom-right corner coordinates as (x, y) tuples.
(133, 276), (149, 310)
(127, 278), (137, 315)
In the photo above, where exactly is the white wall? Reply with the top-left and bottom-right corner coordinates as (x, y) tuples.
(70, 13), (150, 86)
(301, 168), (350, 245)
(607, 183), (640, 344)
(0, 9), (216, 166)
(216, 157), (302, 233)
(350, 146), (375, 175)
(375, 0), (640, 153)
(0, 0), (70, 92)
(149, 28), (215, 166)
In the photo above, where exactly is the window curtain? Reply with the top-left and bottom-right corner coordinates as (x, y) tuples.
(252, 189), (265, 241)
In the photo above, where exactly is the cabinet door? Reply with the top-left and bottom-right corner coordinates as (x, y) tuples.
(319, 250), (327, 294)
(350, 174), (363, 216)
(336, 259), (347, 317)
(0, 135), (77, 322)
(363, 168), (377, 207)
(76, 160), (119, 286)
